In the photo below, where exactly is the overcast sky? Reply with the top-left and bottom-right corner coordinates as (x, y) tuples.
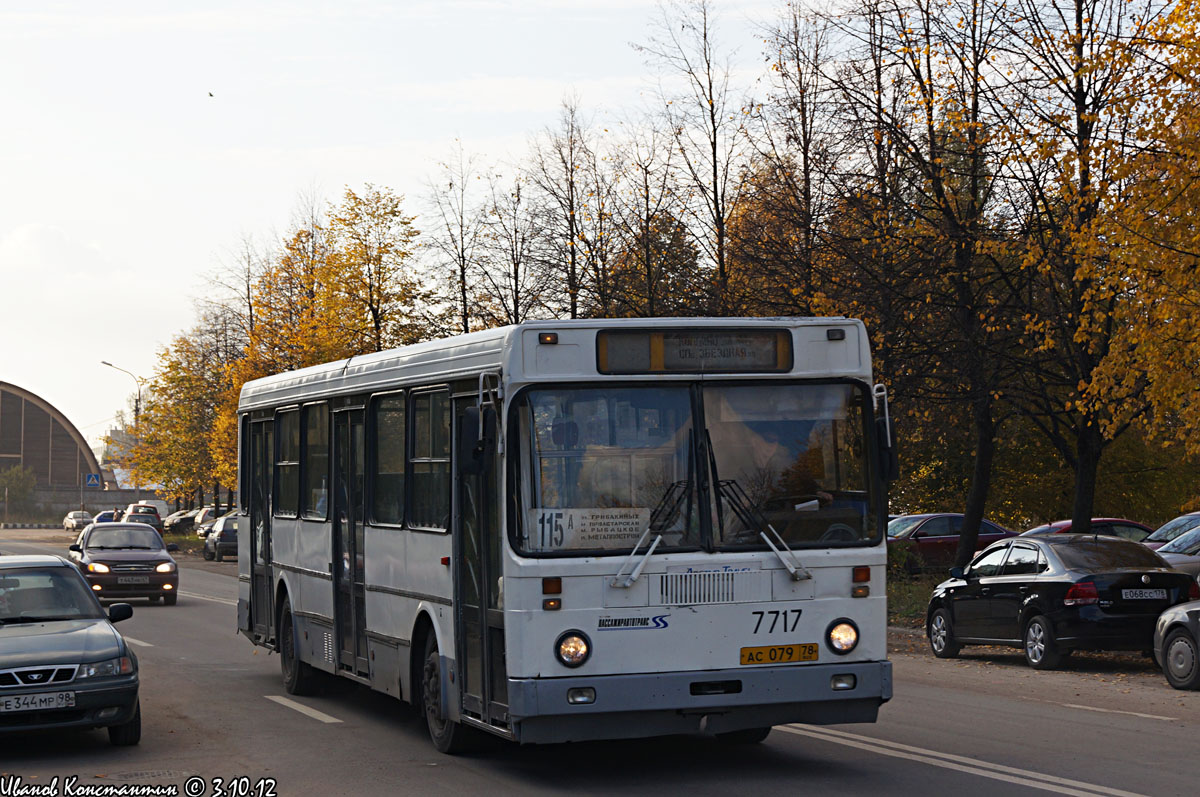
(0, 0), (773, 448)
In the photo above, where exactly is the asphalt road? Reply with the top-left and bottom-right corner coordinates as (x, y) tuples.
(1, 529), (1196, 796)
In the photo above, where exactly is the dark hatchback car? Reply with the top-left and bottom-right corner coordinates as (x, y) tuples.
(163, 509), (198, 534)
(68, 524), (180, 605)
(887, 513), (1016, 572)
(926, 535), (1199, 669)
(1020, 518), (1153, 542)
(0, 555), (140, 745)
(202, 516), (238, 562)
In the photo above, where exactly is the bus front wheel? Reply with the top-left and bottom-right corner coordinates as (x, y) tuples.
(421, 634), (471, 754)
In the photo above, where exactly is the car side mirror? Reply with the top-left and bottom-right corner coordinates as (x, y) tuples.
(166, 543), (179, 552)
(69, 544), (81, 553)
(949, 566), (965, 580)
(109, 603), (133, 623)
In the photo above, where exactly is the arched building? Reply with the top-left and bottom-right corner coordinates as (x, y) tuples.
(0, 381), (102, 488)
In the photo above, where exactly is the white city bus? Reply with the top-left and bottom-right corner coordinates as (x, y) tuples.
(236, 318), (896, 752)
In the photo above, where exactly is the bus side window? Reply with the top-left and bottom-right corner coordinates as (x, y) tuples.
(372, 394), (406, 525)
(275, 410), (300, 518)
(410, 390), (450, 530)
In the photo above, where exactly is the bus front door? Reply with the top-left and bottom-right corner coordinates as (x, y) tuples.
(454, 399), (508, 730)
(333, 408), (369, 675)
(249, 420), (274, 643)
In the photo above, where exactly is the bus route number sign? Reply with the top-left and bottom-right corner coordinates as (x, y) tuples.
(531, 508), (650, 551)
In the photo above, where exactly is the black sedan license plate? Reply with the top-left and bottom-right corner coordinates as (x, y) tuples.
(1121, 588), (1166, 600)
(117, 575), (150, 584)
(740, 643), (819, 665)
(0, 691), (75, 713)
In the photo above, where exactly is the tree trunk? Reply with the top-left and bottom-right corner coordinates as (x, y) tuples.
(956, 397), (997, 568)
(1071, 421), (1103, 534)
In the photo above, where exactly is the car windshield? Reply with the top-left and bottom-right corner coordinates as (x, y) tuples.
(1054, 539), (1166, 569)
(0, 568), (105, 623)
(513, 382), (877, 555)
(1146, 515), (1200, 543)
(1159, 526), (1200, 555)
(87, 527), (164, 550)
(887, 516), (925, 539)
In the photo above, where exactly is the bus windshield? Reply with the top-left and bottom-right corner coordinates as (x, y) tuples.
(513, 382), (877, 555)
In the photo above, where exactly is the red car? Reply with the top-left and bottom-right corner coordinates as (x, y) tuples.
(887, 513), (1017, 572)
(1019, 518), (1153, 542)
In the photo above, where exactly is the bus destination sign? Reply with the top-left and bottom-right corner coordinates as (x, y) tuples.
(597, 328), (792, 374)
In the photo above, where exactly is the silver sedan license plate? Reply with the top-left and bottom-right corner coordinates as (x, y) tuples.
(1122, 588), (1166, 600)
(0, 691), (75, 712)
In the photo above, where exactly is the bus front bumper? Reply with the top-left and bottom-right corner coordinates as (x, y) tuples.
(507, 659), (892, 744)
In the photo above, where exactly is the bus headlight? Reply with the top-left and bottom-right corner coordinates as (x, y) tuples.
(555, 631), (591, 668)
(826, 619), (859, 655)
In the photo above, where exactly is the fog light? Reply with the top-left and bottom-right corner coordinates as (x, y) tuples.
(826, 619), (859, 655)
(162, 583), (173, 590)
(831, 674), (857, 691)
(567, 687), (595, 704)
(555, 631), (591, 668)
(92, 584), (102, 591)
(97, 707), (119, 719)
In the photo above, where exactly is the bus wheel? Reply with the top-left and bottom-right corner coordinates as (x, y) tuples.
(716, 727), (771, 744)
(280, 599), (320, 695)
(421, 634), (470, 754)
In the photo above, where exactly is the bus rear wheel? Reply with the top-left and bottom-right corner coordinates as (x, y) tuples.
(421, 634), (471, 754)
(280, 598), (321, 695)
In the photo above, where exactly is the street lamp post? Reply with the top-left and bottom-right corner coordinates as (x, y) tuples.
(101, 360), (145, 501)
(100, 361), (144, 423)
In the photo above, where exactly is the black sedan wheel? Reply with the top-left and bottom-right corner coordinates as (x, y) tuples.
(928, 608), (961, 658)
(1162, 628), (1200, 690)
(1024, 615), (1063, 670)
(203, 548), (214, 561)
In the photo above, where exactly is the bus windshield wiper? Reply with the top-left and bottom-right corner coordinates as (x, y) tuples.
(610, 478), (692, 589)
(716, 480), (811, 582)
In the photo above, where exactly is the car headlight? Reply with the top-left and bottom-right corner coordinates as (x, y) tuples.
(88, 563), (111, 574)
(76, 656), (135, 679)
(555, 631), (591, 668)
(155, 562), (176, 573)
(826, 619), (859, 655)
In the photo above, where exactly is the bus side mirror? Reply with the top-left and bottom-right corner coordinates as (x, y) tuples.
(876, 417), (899, 483)
(458, 406), (497, 476)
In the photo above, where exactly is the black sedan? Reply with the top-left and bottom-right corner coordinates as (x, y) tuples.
(68, 523), (180, 605)
(0, 555), (140, 745)
(163, 509), (198, 534)
(926, 535), (1199, 669)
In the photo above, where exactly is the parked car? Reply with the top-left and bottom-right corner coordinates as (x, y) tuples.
(203, 516), (239, 562)
(926, 534), (1199, 669)
(1155, 526), (1200, 580)
(91, 510), (118, 524)
(62, 511), (93, 531)
(195, 508), (233, 539)
(134, 499), (170, 518)
(68, 523), (180, 605)
(121, 504), (163, 534)
(0, 554), (141, 745)
(1142, 512), (1200, 550)
(1154, 598), (1200, 689)
(887, 513), (1017, 572)
(191, 506), (223, 535)
(1019, 518), (1154, 542)
(162, 509), (198, 534)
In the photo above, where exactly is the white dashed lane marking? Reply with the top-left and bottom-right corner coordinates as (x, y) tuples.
(265, 695), (343, 724)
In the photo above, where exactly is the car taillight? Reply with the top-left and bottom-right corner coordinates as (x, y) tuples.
(1064, 581), (1099, 606)
(1188, 580), (1200, 601)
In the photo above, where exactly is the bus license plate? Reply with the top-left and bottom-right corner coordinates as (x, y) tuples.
(0, 691), (75, 713)
(739, 643), (819, 665)
(117, 576), (150, 584)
